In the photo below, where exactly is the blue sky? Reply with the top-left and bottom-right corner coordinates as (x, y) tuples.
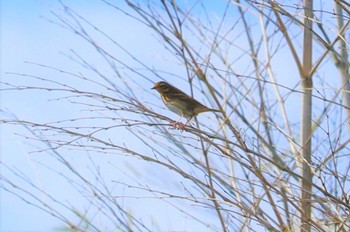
(1, 1), (76, 231)
(1, 1), (223, 231)
(2, 0), (347, 231)
(1, 1), (141, 231)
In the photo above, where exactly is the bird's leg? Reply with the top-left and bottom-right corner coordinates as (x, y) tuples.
(169, 117), (183, 129)
(177, 116), (193, 130)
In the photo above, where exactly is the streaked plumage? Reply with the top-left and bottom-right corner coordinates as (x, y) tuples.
(152, 81), (219, 127)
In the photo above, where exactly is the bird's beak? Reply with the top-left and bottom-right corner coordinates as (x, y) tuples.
(151, 86), (156, 90)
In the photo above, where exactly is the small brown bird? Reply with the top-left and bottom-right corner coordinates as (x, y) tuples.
(152, 81), (219, 128)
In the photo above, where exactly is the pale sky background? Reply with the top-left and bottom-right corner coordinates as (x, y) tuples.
(1, 1), (93, 231)
(1, 1), (69, 231)
(1, 1), (166, 231)
(1, 1), (224, 231)
(1, 0), (344, 231)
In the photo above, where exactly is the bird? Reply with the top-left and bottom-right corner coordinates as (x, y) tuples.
(152, 81), (220, 129)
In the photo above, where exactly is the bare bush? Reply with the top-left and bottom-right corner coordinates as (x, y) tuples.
(1, 1), (350, 231)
